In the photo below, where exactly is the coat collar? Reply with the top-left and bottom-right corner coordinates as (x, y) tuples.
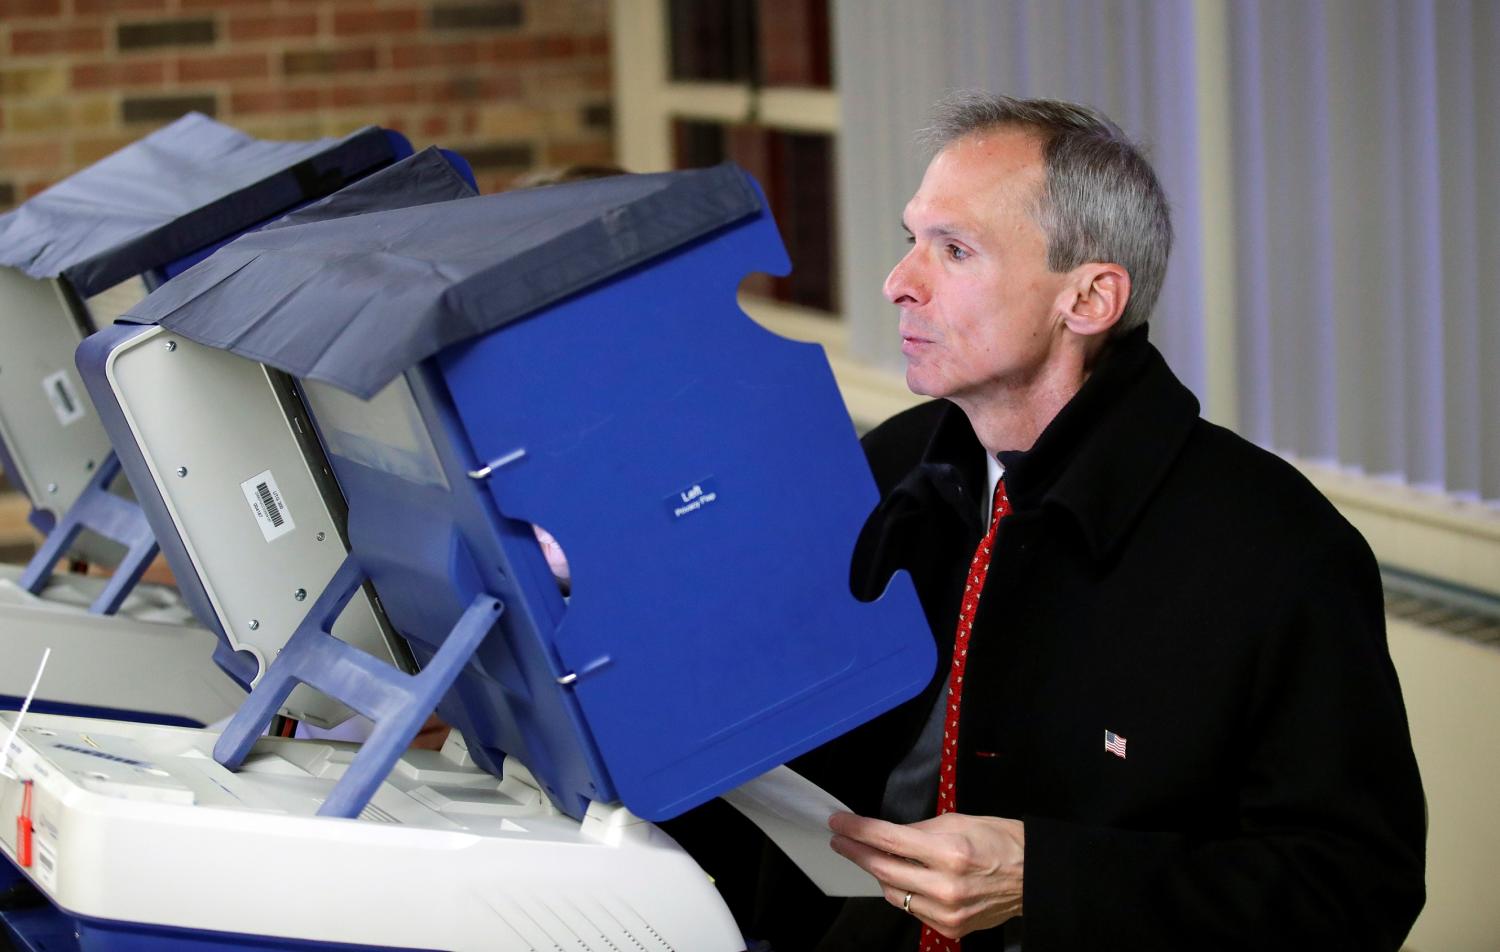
(912, 325), (1200, 562)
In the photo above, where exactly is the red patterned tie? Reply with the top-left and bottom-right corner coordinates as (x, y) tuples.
(919, 478), (1010, 952)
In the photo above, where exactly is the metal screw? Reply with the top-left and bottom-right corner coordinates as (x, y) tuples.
(175, 466), (188, 477)
(315, 531), (326, 542)
(247, 619), (260, 631)
(46, 482), (58, 494)
(164, 340), (177, 352)
(294, 588), (306, 601)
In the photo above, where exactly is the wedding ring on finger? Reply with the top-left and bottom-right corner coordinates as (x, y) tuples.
(903, 891), (914, 914)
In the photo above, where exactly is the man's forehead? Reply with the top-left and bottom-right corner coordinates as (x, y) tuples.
(934, 129), (1044, 192)
(905, 128), (1045, 230)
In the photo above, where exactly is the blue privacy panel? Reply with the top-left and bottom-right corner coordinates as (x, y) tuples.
(435, 201), (934, 821)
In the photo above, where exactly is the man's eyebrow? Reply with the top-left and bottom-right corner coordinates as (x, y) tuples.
(903, 220), (972, 240)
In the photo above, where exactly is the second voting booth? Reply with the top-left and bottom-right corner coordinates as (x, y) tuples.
(0, 115), (430, 728)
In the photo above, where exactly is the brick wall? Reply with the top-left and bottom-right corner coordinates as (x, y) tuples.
(0, 0), (614, 205)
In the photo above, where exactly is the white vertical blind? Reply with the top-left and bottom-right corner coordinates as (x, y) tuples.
(1227, 0), (1499, 503)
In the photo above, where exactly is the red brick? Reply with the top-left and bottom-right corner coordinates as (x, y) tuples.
(71, 0), (169, 12)
(390, 40), (481, 70)
(178, 53), (270, 82)
(332, 8), (420, 37)
(388, 43), (427, 70)
(0, 0), (61, 16)
(116, 18), (217, 50)
(583, 34), (609, 57)
(121, 92), (218, 123)
(180, 0), (274, 9)
(430, 73), (520, 103)
(328, 81), (419, 109)
(419, 114), (449, 137)
(71, 59), (168, 90)
(227, 13), (317, 43)
(486, 34), (579, 63)
(0, 139), (65, 171)
(23, 180), (55, 200)
(229, 87), (324, 114)
(281, 47), (378, 76)
(10, 25), (107, 55)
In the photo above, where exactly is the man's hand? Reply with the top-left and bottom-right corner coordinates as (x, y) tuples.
(828, 811), (1024, 939)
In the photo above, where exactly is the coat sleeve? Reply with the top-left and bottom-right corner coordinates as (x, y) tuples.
(1019, 530), (1427, 951)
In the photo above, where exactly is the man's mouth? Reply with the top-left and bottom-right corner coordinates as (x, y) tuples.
(900, 323), (933, 349)
(900, 334), (931, 357)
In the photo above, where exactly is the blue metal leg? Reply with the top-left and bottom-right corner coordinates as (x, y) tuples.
(212, 556), (368, 771)
(16, 452), (160, 616)
(213, 553), (504, 819)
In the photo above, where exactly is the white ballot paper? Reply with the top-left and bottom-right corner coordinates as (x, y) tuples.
(720, 765), (884, 897)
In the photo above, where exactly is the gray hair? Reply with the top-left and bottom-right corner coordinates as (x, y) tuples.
(919, 91), (1173, 334)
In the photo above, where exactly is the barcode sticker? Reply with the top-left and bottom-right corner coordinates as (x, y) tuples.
(239, 469), (296, 542)
(35, 839), (56, 890)
(41, 370), (86, 426)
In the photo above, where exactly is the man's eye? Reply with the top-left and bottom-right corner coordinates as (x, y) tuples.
(904, 234), (915, 245)
(947, 244), (969, 261)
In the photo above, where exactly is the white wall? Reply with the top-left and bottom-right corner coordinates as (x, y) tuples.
(1388, 620), (1500, 952)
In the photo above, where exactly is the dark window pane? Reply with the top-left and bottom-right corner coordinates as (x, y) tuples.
(770, 130), (836, 311)
(672, 119), (727, 169)
(675, 120), (835, 312)
(756, 0), (832, 88)
(668, 0), (758, 83)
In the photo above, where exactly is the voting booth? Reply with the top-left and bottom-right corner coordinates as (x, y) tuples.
(0, 116), (425, 726)
(0, 163), (932, 950)
(0, 113), (416, 613)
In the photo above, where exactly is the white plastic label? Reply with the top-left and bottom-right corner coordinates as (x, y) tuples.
(668, 477), (720, 520)
(41, 370), (86, 426)
(239, 469), (296, 542)
(34, 837), (56, 891)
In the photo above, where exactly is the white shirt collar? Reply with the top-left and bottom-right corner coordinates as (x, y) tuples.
(986, 453), (1004, 517)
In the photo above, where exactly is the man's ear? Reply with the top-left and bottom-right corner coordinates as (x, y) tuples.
(1057, 263), (1130, 338)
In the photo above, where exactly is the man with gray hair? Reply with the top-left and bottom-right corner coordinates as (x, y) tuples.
(770, 93), (1426, 951)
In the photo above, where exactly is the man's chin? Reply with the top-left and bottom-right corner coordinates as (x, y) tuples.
(905, 367), (938, 398)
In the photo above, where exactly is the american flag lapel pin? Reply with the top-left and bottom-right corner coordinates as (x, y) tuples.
(1104, 730), (1128, 759)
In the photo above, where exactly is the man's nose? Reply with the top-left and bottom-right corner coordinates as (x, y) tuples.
(883, 251), (925, 306)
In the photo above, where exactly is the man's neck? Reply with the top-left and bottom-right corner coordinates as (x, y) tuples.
(951, 349), (1093, 457)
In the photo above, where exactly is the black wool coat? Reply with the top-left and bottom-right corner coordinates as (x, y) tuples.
(777, 326), (1427, 952)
